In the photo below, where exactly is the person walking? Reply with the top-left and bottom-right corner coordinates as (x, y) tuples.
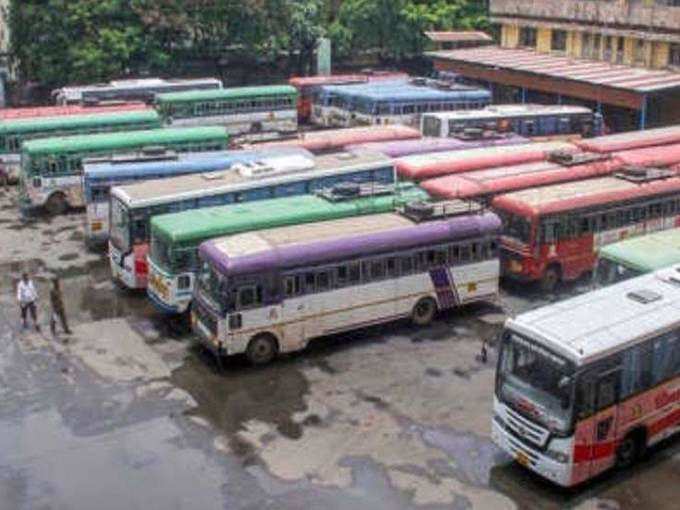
(17, 272), (40, 331)
(49, 278), (71, 336)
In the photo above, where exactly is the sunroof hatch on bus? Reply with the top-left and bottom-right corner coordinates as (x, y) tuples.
(615, 165), (675, 183)
(400, 199), (483, 222)
(547, 150), (608, 166)
(626, 289), (663, 304)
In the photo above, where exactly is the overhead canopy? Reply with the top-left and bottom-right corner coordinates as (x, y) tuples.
(428, 46), (680, 110)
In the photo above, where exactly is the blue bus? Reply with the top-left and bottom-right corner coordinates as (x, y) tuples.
(312, 78), (490, 128)
(83, 147), (312, 244)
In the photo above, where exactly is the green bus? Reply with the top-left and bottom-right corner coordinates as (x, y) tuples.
(21, 126), (229, 214)
(595, 228), (680, 285)
(155, 85), (298, 140)
(0, 110), (160, 182)
(147, 182), (429, 314)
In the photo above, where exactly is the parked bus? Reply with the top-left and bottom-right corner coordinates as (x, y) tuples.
(252, 125), (421, 154)
(312, 80), (490, 128)
(148, 182), (428, 314)
(577, 125), (680, 153)
(155, 85), (298, 140)
(83, 148), (308, 244)
(396, 141), (576, 181)
(492, 166), (680, 290)
(347, 133), (528, 158)
(493, 266), (680, 487)
(595, 228), (680, 285)
(20, 126), (229, 214)
(0, 103), (148, 121)
(421, 153), (623, 202)
(0, 110), (161, 182)
(109, 151), (396, 290)
(192, 204), (501, 364)
(421, 104), (603, 139)
(289, 71), (408, 122)
(52, 77), (222, 105)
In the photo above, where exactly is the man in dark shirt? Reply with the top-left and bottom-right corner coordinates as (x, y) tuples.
(50, 278), (71, 336)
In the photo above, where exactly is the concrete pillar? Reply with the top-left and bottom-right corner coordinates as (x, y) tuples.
(537, 27), (551, 53)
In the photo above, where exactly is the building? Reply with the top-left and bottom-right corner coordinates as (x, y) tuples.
(428, 1), (680, 131)
(0, 0), (10, 106)
(425, 31), (493, 51)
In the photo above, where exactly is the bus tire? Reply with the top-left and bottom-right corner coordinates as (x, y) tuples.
(45, 192), (68, 216)
(616, 430), (646, 469)
(541, 264), (561, 293)
(246, 333), (279, 366)
(411, 297), (437, 327)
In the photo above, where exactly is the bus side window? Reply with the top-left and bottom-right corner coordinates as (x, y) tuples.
(596, 370), (620, 411)
(386, 257), (398, 277)
(400, 255), (414, 275)
(237, 284), (262, 309)
(316, 270), (331, 292)
(348, 262), (361, 284)
(304, 272), (316, 294)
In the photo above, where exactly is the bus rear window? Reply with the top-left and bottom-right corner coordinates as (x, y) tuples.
(421, 116), (441, 137)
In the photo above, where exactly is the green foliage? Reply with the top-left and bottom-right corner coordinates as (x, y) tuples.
(9, 0), (489, 87)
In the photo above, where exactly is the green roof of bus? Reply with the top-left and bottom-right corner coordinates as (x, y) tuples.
(155, 85), (297, 103)
(598, 229), (680, 272)
(22, 126), (229, 155)
(0, 110), (159, 135)
(151, 183), (428, 245)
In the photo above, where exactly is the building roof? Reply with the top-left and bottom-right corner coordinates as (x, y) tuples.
(425, 31), (493, 43)
(428, 47), (680, 108)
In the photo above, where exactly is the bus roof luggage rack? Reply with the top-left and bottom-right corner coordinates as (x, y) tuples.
(614, 165), (676, 183)
(399, 199), (483, 222)
(453, 128), (501, 141)
(317, 182), (395, 202)
(626, 289), (663, 304)
(547, 150), (608, 166)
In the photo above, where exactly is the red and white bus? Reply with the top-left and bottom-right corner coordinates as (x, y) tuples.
(493, 266), (680, 487)
(396, 141), (576, 181)
(250, 125), (421, 154)
(289, 71), (408, 123)
(576, 125), (680, 154)
(0, 103), (149, 121)
(421, 155), (622, 202)
(492, 167), (680, 290)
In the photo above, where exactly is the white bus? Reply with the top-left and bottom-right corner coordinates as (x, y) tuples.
(420, 104), (604, 139)
(192, 204), (501, 365)
(109, 151), (396, 290)
(493, 265), (680, 487)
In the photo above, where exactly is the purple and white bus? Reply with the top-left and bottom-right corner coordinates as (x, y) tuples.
(346, 133), (527, 158)
(192, 204), (501, 364)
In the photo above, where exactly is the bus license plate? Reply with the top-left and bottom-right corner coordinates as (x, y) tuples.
(516, 452), (530, 467)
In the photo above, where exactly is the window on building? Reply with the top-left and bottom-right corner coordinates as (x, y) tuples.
(551, 30), (567, 52)
(671, 43), (680, 67)
(634, 39), (647, 65)
(582, 33), (602, 60)
(519, 27), (537, 48)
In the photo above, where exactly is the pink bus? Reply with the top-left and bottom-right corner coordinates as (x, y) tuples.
(493, 266), (680, 486)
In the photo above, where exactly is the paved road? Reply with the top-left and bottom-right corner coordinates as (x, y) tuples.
(0, 189), (677, 510)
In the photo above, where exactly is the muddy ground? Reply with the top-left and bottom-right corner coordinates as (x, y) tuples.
(0, 187), (677, 510)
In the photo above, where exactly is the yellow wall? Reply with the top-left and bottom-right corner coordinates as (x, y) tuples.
(652, 41), (670, 68)
(537, 27), (551, 53)
(501, 24), (519, 48)
(568, 31), (583, 58)
(623, 37), (635, 66)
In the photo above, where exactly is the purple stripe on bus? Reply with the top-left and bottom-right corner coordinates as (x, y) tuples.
(347, 135), (528, 158)
(200, 212), (501, 276)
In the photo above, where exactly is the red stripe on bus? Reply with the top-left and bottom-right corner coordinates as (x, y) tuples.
(648, 408), (680, 438)
(573, 441), (617, 463)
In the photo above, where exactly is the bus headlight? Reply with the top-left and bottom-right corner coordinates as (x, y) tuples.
(545, 449), (569, 464)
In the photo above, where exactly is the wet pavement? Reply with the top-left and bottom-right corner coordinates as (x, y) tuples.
(0, 188), (678, 510)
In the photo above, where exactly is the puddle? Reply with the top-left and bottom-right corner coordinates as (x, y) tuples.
(171, 349), (310, 458)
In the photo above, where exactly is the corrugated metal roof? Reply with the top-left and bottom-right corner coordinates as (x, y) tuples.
(427, 47), (680, 93)
(425, 31), (493, 43)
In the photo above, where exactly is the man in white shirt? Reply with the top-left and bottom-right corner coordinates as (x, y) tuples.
(17, 272), (40, 331)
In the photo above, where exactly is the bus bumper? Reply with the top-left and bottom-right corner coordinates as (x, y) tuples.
(491, 418), (572, 487)
(148, 288), (184, 315)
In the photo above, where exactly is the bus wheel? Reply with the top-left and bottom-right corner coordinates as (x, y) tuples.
(45, 193), (68, 216)
(412, 297), (437, 327)
(616, 431), (646, 469)
(246, 333), (279, 365)
(540, 265), (561, 293)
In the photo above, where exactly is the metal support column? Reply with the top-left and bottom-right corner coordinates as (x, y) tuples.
(639, 95), (647, 130)
(556, 94), (562, 105)
(521, 87), (527, 104)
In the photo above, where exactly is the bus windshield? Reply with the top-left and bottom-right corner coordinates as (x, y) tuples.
(497, 331), (576, 435)
(595, 257), (644, 286)
(500, 212), (532, 245)
(421, 116), (441, 137)
(151, 235), (195, 274)
(110, 198), (131, 252)
(196, 261), (227, 313)
(150, 234), (173, 273)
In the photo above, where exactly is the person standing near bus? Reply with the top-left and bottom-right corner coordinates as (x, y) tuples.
(17, 272), (40, 331)
(49, 278), (71, 336)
